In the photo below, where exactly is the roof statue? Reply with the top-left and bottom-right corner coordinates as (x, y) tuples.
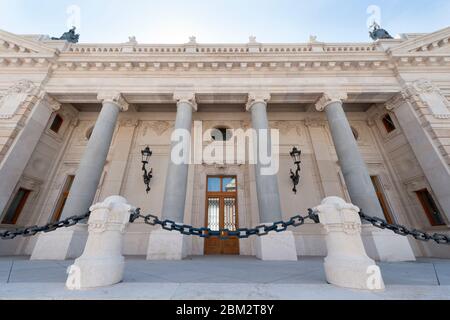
(51, 27), (80, 43)
(369, 22), (394, 41)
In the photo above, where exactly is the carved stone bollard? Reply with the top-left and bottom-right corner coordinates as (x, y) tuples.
(66, 196), (134, 290)
(315, 197), (385, 291)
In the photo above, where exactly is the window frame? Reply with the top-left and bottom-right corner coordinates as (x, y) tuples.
(1, 188), (32, 225)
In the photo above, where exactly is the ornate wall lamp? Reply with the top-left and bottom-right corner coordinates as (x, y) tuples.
(141, 146), (153, 193)
(289, 146), (302, 194)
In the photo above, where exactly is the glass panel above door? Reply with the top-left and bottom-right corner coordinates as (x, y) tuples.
(222, 177), (236, 192)
(207, 177), (221, 192)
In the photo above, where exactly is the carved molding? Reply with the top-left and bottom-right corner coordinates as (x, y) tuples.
(305, 118), (327, 128)
(246, 92), (271, 111)
(0, 80), (41, 119)
(118, 118), (139, 128)
(315, 92), (348, 112)
(5, 79), (38, 95)
(142, 120), (173, 136)
(400, 79), (450, 118)
(173, 91), (197, 111)
(97, 91), (129, 111)
(269, 120), (302, 135)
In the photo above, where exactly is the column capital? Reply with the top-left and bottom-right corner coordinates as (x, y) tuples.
(246, 92), (271, 111)
(97, 91), (129, 112)
(173, 91), (197, 111)
(385, 92), (407, 111)
(315, 92), (348, 112)
(39, 93), (61, 112)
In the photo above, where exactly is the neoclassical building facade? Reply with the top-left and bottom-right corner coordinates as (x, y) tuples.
(0, 27), (449, 261)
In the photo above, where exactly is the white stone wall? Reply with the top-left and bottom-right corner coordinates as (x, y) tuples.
(1, 27), (449, 258)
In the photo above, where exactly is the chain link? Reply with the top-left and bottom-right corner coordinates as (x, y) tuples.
(0, 212), (91, 240)
(129, 208), (320, 239)
(359, 211), (449, 245)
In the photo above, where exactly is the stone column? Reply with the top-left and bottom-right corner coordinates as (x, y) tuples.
(316, 92), (384, 219)
(386, 91), (450, 221)
(247, 92), (297, 261)
(31, 92), (128, 260)
(146, 92), (196, 260)
(316, 92), (415, 262)
(0, 92), (60, 215)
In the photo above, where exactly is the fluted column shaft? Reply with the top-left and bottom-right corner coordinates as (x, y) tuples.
(316, 93), (384, 219)
(60, 92), (128, 219)
(247, 93), (283, 223)
(161, 93), (197, 223)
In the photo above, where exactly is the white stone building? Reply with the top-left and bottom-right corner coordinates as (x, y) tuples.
(0, 27), (449, 262)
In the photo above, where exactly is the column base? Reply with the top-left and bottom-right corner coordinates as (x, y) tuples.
(324, 256), (385, 290)
(146, 229), (188, 260)
(362, 225), (416, 262)
(255, 230), (298, 261)
(30, 224), (88, 261)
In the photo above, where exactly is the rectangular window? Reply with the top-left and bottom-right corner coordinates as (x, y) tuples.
(2, 188), (31, 225)
(415, 189), (445, 226)
(50, 114), (64, 133)
(381, 114), (396, 133)
(52, 175), (75, 222)
(371, 176), (394, 224)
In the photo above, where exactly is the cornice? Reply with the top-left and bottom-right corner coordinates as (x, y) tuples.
(2, 55), (449, 72)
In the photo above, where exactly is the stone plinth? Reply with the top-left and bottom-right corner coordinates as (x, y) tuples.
(315, 197), (385, 291)
(66, 196), (133, 290)
(146, 229), (188, 260)
(255, 230), (298, 261)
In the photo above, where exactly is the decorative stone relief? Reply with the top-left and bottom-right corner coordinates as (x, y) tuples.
(402, 79), (450, 119)
(118, 118), (138, 128)
(305, 118), (326, 128)
(0, 80), (39, 119)
(142, 121), (173, 136)
(269, 121), (302, 136)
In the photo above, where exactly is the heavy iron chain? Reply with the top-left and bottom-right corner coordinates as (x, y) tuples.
(0, 212), (91, 240)
(359, 211), (450, 245)
(129, 208), (320, 239)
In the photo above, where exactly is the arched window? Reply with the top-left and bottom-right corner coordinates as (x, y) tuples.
(211, 127), (232, 141)
(351, 126), (359, 141)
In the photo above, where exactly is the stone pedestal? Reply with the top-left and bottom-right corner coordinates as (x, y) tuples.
(66, 196), (133, 290)
(315, 197), (385, 291)
(30, 224), (88, 260)
(255, 230), (298, 261)
(147, 229), (188, 260)
(362, 225), (416, 262)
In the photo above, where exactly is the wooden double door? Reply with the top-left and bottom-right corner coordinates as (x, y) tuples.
(204, 176), (240, 255)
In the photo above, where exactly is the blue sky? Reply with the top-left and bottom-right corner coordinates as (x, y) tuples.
(0, 0), (449, 43)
